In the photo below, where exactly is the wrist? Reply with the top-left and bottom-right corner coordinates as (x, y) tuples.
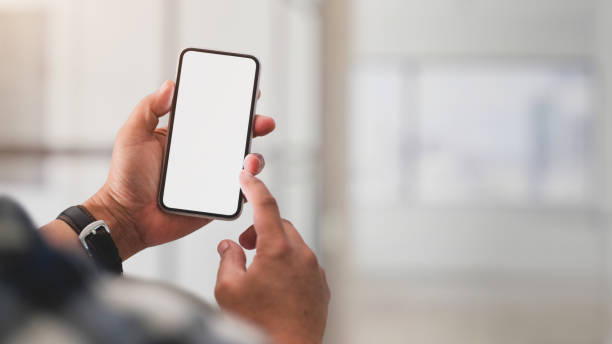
(83, 185), (144, 260)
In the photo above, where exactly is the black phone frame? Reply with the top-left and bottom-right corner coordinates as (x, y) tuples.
(158, 47), (260, 220)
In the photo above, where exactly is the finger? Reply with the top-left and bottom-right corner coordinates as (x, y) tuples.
(253, 115), (275, 137)
(149, 80), (175, 116)
(239, 225), (257, 250)
(154, 126), (169, 137)
(216, 240), (246, 283)
(321, 267), (331, 301)
(129, 80), (175, 133)
(239, 220), (307, 253)
(242, 154), (266, 205)
(243, 153), (265, 176)
(239, 171), (285, 244)
(280, 219), (306, 246)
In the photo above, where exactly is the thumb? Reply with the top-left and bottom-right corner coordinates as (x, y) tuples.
(216, 240), (247, 283)
(128, 80), (175, 133)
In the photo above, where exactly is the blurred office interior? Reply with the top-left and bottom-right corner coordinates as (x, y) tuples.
(0, 0), (611, 343)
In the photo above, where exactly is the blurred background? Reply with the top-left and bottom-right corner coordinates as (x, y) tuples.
(0, 0), (610, 343)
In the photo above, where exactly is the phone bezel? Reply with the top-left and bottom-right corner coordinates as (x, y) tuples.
(157, 47), (260, 220)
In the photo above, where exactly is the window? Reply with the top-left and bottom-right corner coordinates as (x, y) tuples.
(350, 60), (596, 208)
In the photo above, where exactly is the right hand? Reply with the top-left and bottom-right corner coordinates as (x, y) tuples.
(215, 171), (331, 344)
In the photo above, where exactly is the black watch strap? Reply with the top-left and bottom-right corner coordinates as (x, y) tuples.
(58, 205), (96, 232)
(57, 206), (123, 274)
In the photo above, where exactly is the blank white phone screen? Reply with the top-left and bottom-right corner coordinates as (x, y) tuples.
(162, 50), (257, 217)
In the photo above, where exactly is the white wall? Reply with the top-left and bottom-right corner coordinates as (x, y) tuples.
(354, 0), (598, 57)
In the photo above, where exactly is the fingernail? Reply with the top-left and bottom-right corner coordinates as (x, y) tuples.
(159, 81), (174, 97)
(218, 241), (229, 255)
(159, 81), (174, 109)
(241, 170), (253, 178)
(158, 80), (169, 93)
(255, 154), (265, 173)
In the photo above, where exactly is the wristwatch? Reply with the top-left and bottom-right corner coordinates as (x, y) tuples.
(57, 205), (123, 274)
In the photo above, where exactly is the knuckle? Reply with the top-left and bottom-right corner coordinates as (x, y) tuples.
(260, 195), (278, 209)
(214, 279), (238, 300)
(319, 268), (331, 302)
(281, 218), (294, 228)
(214, 279), (229, 295)
(301, 247), (319, 267)
(247, 175), (261, 185)
(213, 284), (224, 300)
(322, 269), (331, 286)
(241, 175), (254, 187)
(267, 239), (291, 259)
(136, 97), (153, 112)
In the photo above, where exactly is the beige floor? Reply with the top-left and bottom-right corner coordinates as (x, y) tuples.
(326, 275), (608, 344)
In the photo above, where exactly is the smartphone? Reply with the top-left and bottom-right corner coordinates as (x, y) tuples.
(158, 48), (260, 220)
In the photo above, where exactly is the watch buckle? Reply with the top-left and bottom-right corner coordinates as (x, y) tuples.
(79, 220), (110, 252)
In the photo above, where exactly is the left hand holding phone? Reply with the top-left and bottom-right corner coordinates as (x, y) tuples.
(82, 80), (276, 260)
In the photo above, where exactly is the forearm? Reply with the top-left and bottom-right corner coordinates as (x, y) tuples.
(39, 219), (87, 258)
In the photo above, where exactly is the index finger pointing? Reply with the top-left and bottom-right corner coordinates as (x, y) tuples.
(239, 171), (285, 244)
